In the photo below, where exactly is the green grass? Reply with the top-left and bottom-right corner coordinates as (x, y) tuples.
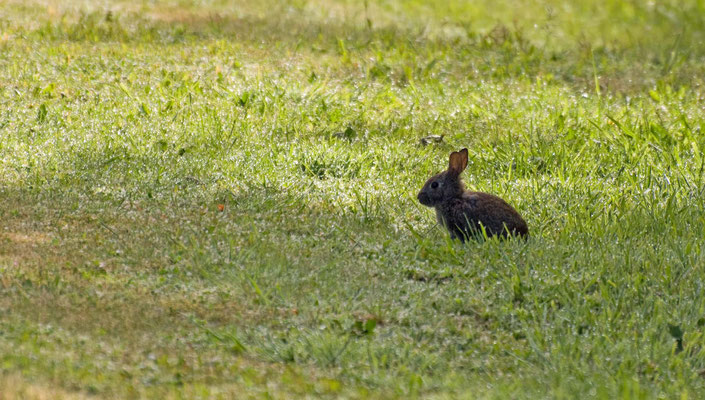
(1, 0), (705, 398)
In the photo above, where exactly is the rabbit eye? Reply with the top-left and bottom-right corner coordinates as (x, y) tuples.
(431, 181), (439, 189)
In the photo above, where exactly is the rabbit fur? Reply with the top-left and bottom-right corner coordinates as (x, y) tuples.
(417, 148), (528, 241)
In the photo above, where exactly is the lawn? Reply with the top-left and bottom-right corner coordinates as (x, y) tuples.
(1, 0), (705, 398)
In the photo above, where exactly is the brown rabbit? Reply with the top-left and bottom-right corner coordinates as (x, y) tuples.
(417, 148), (528, 241)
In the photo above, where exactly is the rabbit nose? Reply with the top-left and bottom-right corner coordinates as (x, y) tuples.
(417, 192), (430, 206)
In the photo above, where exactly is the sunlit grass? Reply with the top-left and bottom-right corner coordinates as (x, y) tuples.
(1, 0), (705, 398)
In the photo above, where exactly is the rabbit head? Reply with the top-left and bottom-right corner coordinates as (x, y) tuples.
(417, 148), (468, 207)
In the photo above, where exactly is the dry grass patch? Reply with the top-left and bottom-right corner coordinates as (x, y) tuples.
(0, 374), (91, 400)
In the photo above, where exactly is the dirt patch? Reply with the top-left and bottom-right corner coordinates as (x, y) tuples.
(0, 374), (90, 400)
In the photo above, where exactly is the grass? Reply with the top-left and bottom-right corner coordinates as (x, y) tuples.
(1, 0), (705, 398)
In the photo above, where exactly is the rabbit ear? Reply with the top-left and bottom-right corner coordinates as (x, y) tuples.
(448, 148), (468, 176)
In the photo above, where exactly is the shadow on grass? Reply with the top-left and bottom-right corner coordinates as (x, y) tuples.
(0, 156), (398, 334)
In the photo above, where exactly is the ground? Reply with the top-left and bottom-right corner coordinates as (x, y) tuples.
(1, 0), (705, 398)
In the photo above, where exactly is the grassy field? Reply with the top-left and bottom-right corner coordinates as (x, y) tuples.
(2, 0), (705, 398)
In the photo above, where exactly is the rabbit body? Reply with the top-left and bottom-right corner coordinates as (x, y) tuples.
(434, 191), (528, 240)
(418, 149), (528, 241)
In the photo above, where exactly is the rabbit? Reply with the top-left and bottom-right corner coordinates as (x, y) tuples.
(417, 148), (528, 241)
